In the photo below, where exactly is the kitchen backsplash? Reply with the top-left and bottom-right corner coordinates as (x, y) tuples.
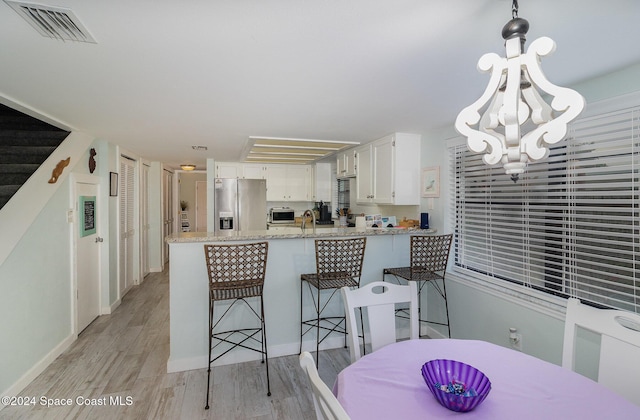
(267, 201), (419, 225)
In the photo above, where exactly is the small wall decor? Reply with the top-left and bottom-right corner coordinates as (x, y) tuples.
(421, 166), (440, 198)
(110, 172), (118, 196)
(48, 157), (71, 184)
(88, 148), (97, 173)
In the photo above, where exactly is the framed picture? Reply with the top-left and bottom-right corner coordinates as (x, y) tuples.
(79, 195), (96, 237)
(110, 172), (118, 196)
(421, 166), (440, 197)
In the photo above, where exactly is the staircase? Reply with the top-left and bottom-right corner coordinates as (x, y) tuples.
(0, 104), (70, 210)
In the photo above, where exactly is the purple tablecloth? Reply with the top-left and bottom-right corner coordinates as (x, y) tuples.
(333, 339), (640, 419)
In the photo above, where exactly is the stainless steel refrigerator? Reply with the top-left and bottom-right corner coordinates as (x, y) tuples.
(213, 178), (267, 233)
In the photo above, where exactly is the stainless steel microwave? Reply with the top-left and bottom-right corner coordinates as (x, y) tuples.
(270, 207), (295, 224)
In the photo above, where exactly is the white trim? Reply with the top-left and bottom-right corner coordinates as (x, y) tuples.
(167, 355), (208, 373)
(580, 90), (640, 119)
(70, 174), (103, 336)
(102, 298), (121, 315)
(0, 334), (75, 408)
(166, 336), (348, 373)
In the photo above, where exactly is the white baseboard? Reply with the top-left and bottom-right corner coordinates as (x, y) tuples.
(167, 355), (209, 373)
(166, 336), (348, 373)
(165, 328), (446, 374)
(424, 325), (447, 339)
(102, 298), (121, 315)
(0, 334), (76, 409)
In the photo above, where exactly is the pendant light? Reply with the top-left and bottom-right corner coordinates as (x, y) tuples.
(455, 0), (585, 182)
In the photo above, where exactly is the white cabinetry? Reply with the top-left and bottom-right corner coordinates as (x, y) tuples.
(355, 143), (373, 203)
(215, 162), (266, 179)
(265, 165), (311, 201)
(355, 133), (421, 205)
(241, 164), (266, 179)
(337, 150), (357, 178)
(313, 162), (332, 202)
(215, 162), (241, 178)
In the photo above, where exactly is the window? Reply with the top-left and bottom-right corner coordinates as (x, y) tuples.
(337, 178), (351, 214)
(449, 103), (640, 312)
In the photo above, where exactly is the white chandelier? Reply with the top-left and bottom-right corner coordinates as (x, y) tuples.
(455, 0), (585, 182)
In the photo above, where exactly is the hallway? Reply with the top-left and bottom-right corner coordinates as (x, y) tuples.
(1, 268), (349, 419)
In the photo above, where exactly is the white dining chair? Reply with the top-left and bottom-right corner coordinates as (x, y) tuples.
(562, 297), (640, 405)
(341, 281), (418, 363)
(299, 351), (351, 420)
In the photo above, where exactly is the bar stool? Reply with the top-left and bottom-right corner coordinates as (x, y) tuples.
(300, 237), (366, 362)
(204, 242), (270, 410)
(383, 234), (453, 337)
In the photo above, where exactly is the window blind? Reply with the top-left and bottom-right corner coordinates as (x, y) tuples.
(449, 105), (640, 312)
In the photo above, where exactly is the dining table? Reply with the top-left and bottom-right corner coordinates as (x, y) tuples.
(333, 338), (640, 419)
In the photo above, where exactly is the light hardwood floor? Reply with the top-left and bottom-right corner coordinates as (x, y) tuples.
(1, 267), (350, 420)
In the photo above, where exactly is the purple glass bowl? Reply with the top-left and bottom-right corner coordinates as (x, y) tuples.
(421, 359), (491, 412)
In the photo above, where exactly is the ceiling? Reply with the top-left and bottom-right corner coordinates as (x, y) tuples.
(1, 0), (639, 170)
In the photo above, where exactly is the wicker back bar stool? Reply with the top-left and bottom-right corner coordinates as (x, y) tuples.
(204, 241), (270, 410)
(300, 237), (366, 363)
(383, 234), (453, 337)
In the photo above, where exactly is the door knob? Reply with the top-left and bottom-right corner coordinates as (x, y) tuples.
(95, 237), (104, 243)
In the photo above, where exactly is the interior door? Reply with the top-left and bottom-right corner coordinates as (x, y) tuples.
(76, 182), (100, 333)
(141, 163), (150, 277)
(120, 157), (136, 297)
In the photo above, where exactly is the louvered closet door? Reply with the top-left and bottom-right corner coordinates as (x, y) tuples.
(141, 163), (150, 277)
(119, 156), (136, 297)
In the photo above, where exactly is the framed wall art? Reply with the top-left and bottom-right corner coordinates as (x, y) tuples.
(79, 195), (96, 237)
(421, 166), (440, 198)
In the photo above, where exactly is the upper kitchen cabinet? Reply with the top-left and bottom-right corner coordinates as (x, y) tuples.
(355, 133), (421, 205)
(241, 163), (267, 179)
(265, 165), (312, 201)
(312, 162), (332, 202)
(215, 162), (266, 179)
(337, 149), (357, 178)
(215, 162), (241, 178)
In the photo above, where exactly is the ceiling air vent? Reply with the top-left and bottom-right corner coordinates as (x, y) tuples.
(5, 1), (96, 43)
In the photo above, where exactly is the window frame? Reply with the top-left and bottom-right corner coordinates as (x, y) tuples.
(447, 91), (640, 313)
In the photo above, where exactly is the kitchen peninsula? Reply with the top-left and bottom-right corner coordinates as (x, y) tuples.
(165, 227), (435, 373)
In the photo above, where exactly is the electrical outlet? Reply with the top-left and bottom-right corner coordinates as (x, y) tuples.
(511, 333), (522, 351)
(509, 327), (523, 351)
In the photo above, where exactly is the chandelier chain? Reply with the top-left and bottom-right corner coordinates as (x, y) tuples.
(512, 0), (519, 19)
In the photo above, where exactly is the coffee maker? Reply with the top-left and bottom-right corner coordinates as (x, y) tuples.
(317, 201), (332, 224)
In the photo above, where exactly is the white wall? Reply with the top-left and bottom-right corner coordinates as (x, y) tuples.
(0, 139), (109, 398)
(0, 176), (75, 396)
(0, 135), (165, 399)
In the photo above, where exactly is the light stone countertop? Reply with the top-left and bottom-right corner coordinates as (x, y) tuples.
(166, 227), (436, 243)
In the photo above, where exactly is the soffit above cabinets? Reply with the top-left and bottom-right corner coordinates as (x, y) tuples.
(243, 136), (360, 165)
